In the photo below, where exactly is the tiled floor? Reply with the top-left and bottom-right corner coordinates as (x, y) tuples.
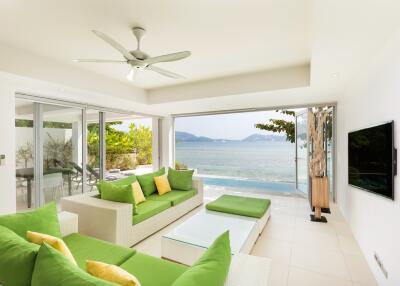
(134, 186), (377, 286)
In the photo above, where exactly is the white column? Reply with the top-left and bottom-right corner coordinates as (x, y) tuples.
(72, 119), (82, 165)
(161, 116), (175, 168)
(151, 118), (160, 171)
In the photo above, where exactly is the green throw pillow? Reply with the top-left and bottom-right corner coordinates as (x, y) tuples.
(0, 202), (61, 239)
(136, 167), (166, 196)
(99, 180), (137, 215)
(31, 243), (116, 286)
(167, 168), (194, 191)
(96, 175), (137, 195)
(172, 231), (231, 286)
(0, 225), (39, 286)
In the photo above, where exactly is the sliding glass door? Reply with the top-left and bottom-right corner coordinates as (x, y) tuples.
(42, 104), (84, 205)
(15, 95), (158, 210)
(295, 110), (309, 194)
(15, 100), (85, 210)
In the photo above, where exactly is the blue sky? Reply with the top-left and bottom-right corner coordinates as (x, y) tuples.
(175, 110), (297, 140)
(114, 118), (152, 132)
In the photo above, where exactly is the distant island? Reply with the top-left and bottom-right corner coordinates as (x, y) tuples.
(175, 131), (286, 142)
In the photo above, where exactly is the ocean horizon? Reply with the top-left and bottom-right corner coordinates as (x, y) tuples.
(175, 141), (296, 185)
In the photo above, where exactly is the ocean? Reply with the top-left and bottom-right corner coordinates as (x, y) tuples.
(175, 141), (296, 192)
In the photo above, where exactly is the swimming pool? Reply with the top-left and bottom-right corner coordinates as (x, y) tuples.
(201, 176), (296, 193)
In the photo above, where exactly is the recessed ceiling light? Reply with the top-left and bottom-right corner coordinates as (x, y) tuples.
(332, 73), (339, 77)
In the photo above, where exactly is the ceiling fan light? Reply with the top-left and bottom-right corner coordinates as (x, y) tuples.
(126, 69), (135, 81)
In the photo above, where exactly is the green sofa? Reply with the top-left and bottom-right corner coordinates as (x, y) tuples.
(61, 177), (204, 247)
(64, 233), (188, 286)
(0, 207), (236, 286)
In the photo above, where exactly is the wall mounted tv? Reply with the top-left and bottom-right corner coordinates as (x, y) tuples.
(348, 121), (396, 200)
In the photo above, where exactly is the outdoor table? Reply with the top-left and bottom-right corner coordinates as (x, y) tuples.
(16, 167), (73, 208)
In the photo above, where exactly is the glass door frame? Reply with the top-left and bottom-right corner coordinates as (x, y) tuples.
(295, 109), (310, 196)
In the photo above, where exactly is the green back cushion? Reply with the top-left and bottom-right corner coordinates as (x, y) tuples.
(0, 202), (61, 239)
(167, 168), (194, 191)
(99, 181), (137, 215)
(31, 243), (116, 286)
(97, 175), (137, 195)
(172, 231), (231, 286)
(137, 167), (166, 196)
(0, 225), (39, 286)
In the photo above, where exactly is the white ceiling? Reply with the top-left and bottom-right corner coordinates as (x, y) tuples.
(0, 0), (311, 89)
(3, 0), (400, 117)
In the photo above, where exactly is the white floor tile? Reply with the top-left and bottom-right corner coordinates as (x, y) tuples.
(293, 228), (340, 252)
(344, 254), (378, 286)
(291, 246), (351, 280)
(267, 262), (289, 286)
(287, 266), (353, 286)
(338, 235), (363, 256)
(251, 237), (292, 265)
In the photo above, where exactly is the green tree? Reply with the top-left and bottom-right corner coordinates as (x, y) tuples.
(255, 110), (296, 143)
(87, 121), (152, 170)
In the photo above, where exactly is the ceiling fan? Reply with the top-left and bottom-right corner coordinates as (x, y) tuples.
(73, 27), (191, 81)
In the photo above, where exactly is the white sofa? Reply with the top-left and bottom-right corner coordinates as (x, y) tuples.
(60, 178), (204, 247)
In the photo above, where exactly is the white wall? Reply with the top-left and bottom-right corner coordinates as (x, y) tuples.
(337, 29), (400, 286)
(0, 85), (16, 214)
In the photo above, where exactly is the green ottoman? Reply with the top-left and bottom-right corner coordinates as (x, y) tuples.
(206, 195), (271, 218)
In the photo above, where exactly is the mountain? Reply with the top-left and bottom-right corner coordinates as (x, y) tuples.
(241, 134), (286, 142)
(175, 131), (216, 142)
(176, 131), (286, 142)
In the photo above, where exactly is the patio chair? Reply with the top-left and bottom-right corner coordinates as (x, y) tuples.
(86, 164), (100, 191)
(69, 162), (84, 190)
(43, 172), (64, 202)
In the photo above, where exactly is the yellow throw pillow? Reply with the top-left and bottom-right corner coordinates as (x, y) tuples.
(27, 231), (77, 265)
(87, 260), (141, 286)
(131, 181), (146, 205)
(154, 175), (172, 195)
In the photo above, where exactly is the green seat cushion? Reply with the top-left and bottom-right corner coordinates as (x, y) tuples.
(132, 200), (170, 225)
(63, 233), (136, 269)
(136, 167), (166, 196)
(167, 168), (194, 191)
(172, 231), (231, 286)
(0, 202), (61, 239)
(206, 195), (271, 218)
(98, 180), (137, 215)
(147, 189), (197, 206)
(32, 243), (116, 286)
(120, 252), (187, 286)
(0, 225), (39, 286)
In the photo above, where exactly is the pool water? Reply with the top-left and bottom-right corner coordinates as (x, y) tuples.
(201, 176), (296, 193)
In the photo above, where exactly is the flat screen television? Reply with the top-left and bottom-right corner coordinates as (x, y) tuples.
(348, 121), (396, 199)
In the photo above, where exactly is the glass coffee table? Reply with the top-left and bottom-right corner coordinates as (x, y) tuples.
(161, 210), (260, 265)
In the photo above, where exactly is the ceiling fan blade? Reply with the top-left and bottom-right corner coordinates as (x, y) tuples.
(146, 65), (185, 79)
(143, 51), (191, 65)
(72, 59), (127, 63)
(92, 30), (134, 60)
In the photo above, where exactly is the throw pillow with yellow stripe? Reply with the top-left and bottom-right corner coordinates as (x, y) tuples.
(154, 174), (172, 195)
(87, 260), (141, 286)
(27, 231), (77, 265)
